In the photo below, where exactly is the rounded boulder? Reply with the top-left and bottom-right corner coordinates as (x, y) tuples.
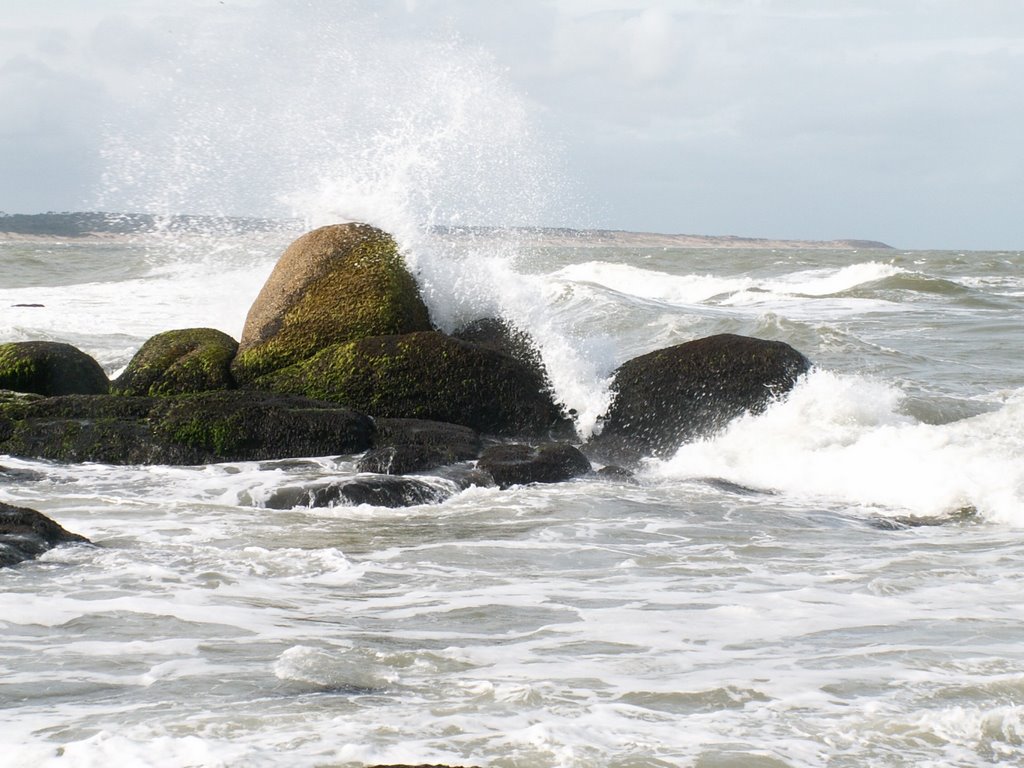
(0, 341), (108, 396)
(232, 223), (433, 383)
(113, 328), (238, 396)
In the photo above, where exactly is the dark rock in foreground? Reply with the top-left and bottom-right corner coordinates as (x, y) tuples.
(265, 475), (457, 509)
(0, 341), (109, 397)
(0, 391), (374, 465)
(0, 502), (90, 567)
(587, 333), (811, 462)
(477, 442), (592, 489)
(361, 418), (482, 474)
(112, 328), (238, 396)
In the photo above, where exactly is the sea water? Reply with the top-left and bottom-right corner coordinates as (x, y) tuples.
(3, 1), (1024, 763)
(2, 234), (1024, 768)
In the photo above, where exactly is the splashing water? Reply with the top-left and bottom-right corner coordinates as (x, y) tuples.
(95, 0), (614, 432)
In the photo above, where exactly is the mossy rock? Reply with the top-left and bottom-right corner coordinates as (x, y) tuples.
(586, 333), (811, 462)
(255, 330), (569, 437)
(0, 392), (375, 465)
(113, 328), (238, 396)
(232, 223), (433, 384)
(0, 341), (108, 396)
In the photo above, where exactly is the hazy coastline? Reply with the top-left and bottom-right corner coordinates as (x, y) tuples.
(0, 212), (892, 250)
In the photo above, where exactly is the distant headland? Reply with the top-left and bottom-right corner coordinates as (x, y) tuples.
(0, 212), (893, 250)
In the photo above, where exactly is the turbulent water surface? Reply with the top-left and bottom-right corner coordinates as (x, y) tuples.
(2, 234), (1023, 768)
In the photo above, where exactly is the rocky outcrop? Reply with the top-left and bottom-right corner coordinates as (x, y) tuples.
(112, 328), (238, 396)
(254, 331), (569, 437)
(231, 223), (432, 384)
(477, 442), (592, 489)
(0, 502), (90, 567)
(0, 392), (374, 465)
(587, 333), (811, 462)
(0, 341), (109, 396)
(361, 418), (482, 474)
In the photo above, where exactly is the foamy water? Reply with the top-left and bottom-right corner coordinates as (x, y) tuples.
(3, 237), (1024, 768)
(4, 1), (1024, 764)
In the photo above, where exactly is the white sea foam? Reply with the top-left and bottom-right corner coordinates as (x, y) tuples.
(648, 371), (1024, 523)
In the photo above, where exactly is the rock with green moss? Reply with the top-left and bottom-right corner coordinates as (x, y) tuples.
(0, 341), (109, 396)
(0, 392), (375, 465)
(255, 330), (570, 437)
(231, 223), (433, 384)
(113, 328), (238, 396)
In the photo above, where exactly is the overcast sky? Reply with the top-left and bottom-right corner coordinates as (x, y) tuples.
(1, 0), (1022, 249)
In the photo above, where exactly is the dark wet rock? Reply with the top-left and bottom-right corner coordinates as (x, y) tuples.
(477, 442), (592, 489)
(256, 331), (569, 437)
(0, 391), (374, 465)
(360, 418), (483, 473)
(0, 464), (45, 482)
(266, 475), (455, 509)
(596, 464), (638, 483)
(454, 316), (547, 379)
(0, 501), (90, 567)
(587, 333), (811, 462)
(232, 223), (432, 384)
(0, 341), (109, 397)
(357, 445), (452, 475)
(113, 327), (238, 396)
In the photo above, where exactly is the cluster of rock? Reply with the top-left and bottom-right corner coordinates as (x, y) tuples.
(0, 222), (812, 566)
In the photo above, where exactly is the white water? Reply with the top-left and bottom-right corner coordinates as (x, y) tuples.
(4, 2), (1024, 765)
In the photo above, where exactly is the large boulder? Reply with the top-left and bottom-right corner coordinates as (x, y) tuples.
(0, 502), (90, 567)
(255, 331), (570, 437)
(113, 328), (238, 396)
(587, 333), (811, 461)
(0, 341), (108, 396)
(232, 223), (433, 384)
(0, 392), (374, 465)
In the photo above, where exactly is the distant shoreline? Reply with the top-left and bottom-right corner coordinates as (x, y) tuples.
(0, 212), (893, 250)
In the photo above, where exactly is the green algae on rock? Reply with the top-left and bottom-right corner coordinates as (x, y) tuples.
(231, 223), (433, 384)
(256, 330), (570, 437)
(113, 328), (238, 396)
(0, 341), (109, 397)
(0, 392), (374, 465)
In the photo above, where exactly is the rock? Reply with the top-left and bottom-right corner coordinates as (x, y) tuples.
(266, 475), (454, 509)
(0, 391), (375, 465)
(587, 333), (810, 462)
(0, 502), (90, 567)
(232, 223), (433, 384)
(256, 331), (569, 437)
(596, 464), (637, 483)
(454, 316), (546, 379)
(357, 445), (453, 475)
(361, 418), (482, 473)
(113, 328), (238, 396)
(477, 442), (592, 489)
(0, 341), (109, 396)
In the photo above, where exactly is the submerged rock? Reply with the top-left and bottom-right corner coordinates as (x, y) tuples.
(232, 223), (432, 384)
(255, 331), (569, 437)
(0, 341), (109, 397)
(0, 502), (90, 567)
(266, 475), (455, 509)
(587, 333), (811, 462)
(113, 328), (238, 396)
(477, 442), (592, 489)
(0, 391), (374, 464)
(360, 417), (483, 474)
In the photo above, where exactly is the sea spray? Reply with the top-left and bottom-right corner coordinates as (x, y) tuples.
(93, 0), (619, 432)
(647, 370), (1024, 523)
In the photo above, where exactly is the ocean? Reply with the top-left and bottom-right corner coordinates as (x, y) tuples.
(2, 230), (1023, 767)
